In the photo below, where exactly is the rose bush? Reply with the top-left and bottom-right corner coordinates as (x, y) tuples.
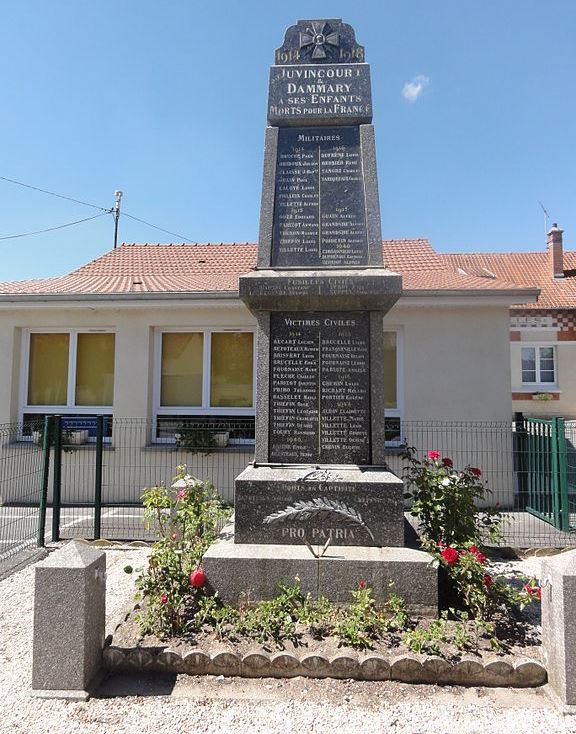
(135, 465), (230, 637)
(402, 447), (502, 548)
(403, 449), (540, 621)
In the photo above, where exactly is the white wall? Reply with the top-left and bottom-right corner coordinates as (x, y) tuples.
(0, 296), (518, 507)
(385, 303), (513, 422)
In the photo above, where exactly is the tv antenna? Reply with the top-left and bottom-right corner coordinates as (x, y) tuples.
(538, 201), (550, 238)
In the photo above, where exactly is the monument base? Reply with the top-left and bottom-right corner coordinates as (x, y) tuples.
(234, 465), (404, 547)
(203, 522), (438, 617)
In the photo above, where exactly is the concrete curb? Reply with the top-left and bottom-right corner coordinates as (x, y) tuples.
(103, 642), (546, 687)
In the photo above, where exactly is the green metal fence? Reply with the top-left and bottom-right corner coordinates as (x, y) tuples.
(0, 422), (45, 577)
(517, 415), (573, 533)
(2, 416), (576, 569)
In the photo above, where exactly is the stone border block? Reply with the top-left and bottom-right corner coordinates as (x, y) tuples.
(329, 654), (360, 679)
(359, 654), (390, 681)
(103, 639), (546, 689)
(301, 654), (331, 678)
(390, 655), (423, 682)
(211, 651), (241, 676)
(270, 652), (301, 677)
(183, 651), (211, 675)
(481, 659), (514, 686)
(513, 660), (547, 687)
(242, 652), (273, 677)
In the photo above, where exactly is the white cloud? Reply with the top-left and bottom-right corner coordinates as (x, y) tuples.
(402, 75), (429, 102)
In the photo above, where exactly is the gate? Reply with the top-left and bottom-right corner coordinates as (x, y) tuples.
(516, 415), (572, 532)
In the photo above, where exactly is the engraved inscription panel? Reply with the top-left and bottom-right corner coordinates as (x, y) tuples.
(271, 127), (368, 267)
(267, 64), (372, 124)
(269, 312), (371, 464)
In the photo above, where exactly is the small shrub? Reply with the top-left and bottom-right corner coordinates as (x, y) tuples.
(403, 450), (541, 622)
(402, 448), (502, 547)
(135, 465), (230, 637)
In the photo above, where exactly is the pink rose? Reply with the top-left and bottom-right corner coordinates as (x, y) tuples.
(177, 488), (187, 500)
(427, 450), (440, 460)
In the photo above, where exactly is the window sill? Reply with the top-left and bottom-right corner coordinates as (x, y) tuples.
(143, 443), (254, 453)
(12, 441), (115, 451)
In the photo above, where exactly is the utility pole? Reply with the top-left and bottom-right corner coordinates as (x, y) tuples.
(113, 190), (123, 249)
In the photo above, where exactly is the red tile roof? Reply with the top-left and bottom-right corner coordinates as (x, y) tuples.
(442, 251), (576, 309)
(0, 240), (538, 300)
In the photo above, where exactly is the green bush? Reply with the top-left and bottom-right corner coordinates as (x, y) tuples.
(135, 465), (230, 637)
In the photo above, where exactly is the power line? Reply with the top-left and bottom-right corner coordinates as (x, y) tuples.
(0, 212), (110, 241)
(0, 175), (111, 212)
(1, 174), (195, 242)
(122, 212), (193, 242)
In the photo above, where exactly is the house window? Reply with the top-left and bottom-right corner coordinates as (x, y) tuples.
(383, 329), (403, 446)
(24, 330), (115, 411)
(158, 330), (254, 411)
(160, 332), (204, 407)
(155, 328), (256, 441)
(521, 346), (556, 385)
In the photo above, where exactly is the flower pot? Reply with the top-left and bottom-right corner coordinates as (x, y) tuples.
(213, 431), (229, 448)
(66, 430), (89, 445)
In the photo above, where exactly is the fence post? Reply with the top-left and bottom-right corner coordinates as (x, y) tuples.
(555, 417), (569, 532)
(93, 415), (104, 540)
(51, 415), (62, 543)
(513, 411), (528, 509)
(36, 416), (52, 548)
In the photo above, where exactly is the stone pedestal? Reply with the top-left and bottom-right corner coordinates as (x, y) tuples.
(32, 541), (106, 700)
(203, 525), (437, 616)
(542, 550), (576, 710)
(234, 465), (404, 547)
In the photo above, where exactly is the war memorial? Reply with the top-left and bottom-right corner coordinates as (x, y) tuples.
(201, 19), (437, 613)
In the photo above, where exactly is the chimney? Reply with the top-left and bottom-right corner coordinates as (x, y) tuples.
(547, 223), (564, 279)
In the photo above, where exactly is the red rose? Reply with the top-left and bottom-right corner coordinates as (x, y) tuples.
(190, 568), (207, 589)
(442, 457), (453, 467)
(483, 574), (493, 588)
(469, 545), (478, 554)
(437, 539), (444, 547)
(161, 594), (168, 604)
(359, 579), (366, 589)
(427, 450), (440, 460)
(441, 547), (459, 565)
(475, 552), (487, 564)
(523, 583), (537, 596)
(469, 467), (481, 477)
(537, 587), (542, 600)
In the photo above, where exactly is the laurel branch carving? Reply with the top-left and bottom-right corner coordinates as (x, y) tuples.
(262, 497), (374, 540)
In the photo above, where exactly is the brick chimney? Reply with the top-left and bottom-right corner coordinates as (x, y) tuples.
(547, 223), (564, 279)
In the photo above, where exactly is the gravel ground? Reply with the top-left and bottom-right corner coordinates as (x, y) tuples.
(1, 546), (575, 734)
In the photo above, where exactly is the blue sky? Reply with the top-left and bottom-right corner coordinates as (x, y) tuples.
(1, 1), (574, 280)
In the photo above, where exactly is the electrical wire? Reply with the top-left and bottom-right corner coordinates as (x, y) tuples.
(122, 212), (193, 242)
(0, 175), (111, 212)
(1, 174), (195, 242)
(0, 212), (110, 241)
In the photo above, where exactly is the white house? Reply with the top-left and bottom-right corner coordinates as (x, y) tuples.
(0, 238), (538, 506)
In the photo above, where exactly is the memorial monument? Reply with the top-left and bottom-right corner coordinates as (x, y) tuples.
(204, 19), (437, 613)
